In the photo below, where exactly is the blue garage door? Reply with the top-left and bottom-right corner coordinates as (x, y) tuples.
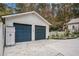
(35, 25), (46, 40)
(14, 23), (32, 42)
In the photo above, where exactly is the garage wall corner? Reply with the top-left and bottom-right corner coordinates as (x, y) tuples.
(0, 22), (4, 56)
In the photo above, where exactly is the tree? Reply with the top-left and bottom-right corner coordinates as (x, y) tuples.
(1, 3), (79, 31)
(71, 3), (79, 18)
(0, 3), (13, 16)
(16, 3), (35, 13)
(50, 4), (74, 31)
(0, 3), (6, 16)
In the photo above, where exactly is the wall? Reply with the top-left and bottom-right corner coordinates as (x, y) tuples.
(5, 13), (49, 40)
(68, 24), (79, 32)
(0, 22), (4, 56)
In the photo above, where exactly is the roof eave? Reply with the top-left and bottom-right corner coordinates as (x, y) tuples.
(33, 11), (52, 25)
(2, 11), (51, 25)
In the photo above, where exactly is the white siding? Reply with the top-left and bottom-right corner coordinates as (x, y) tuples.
(68, 24), (79, 32)
(6, 27), (15, 46)
(5, 13), (49, 41)
(0, 22), (4, 56)
(5, 14), (48, 26)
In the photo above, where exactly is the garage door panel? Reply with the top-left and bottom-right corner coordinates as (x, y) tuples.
(35, 25), (46, 40)
(14, 23), (32, 42)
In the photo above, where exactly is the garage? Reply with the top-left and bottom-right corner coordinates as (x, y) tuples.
(35, 25), (46, 40)
(2, 11), (51, 45)
(14, 23), (32, 42)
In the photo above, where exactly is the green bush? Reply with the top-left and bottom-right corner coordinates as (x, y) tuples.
(73, 32), (79, 37)
(50, 32), (65, 39)
(64, 29), (70, 37)
(48, 31), (78, 40)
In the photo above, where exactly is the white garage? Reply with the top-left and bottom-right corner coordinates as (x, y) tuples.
(2, 11), (51, 44)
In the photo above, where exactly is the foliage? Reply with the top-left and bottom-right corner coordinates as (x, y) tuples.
(48, 31), (65, 39)
(0, 4), (6, 16)
(71, 3), (79, 18)
(0, 3), (13, 16)
(48, 31), (78, 39)
(73, 32), (79, 37)
(16, 3), (35, 13)
(64, 29), (70, 37)
(1, 3), (79, 31)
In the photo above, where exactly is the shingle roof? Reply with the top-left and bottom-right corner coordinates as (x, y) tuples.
(68, 18), (79, 24)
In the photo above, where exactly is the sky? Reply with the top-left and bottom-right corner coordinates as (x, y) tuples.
(6, 3), (16, 8)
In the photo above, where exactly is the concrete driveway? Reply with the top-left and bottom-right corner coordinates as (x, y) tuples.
(51, 38), (79, 56)
(4, 38), (79, 56)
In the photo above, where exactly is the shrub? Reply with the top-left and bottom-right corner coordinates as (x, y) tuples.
(73, 31), (79, 37)
(64, 29), (70, 37)
(48, 30), (78, 40)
